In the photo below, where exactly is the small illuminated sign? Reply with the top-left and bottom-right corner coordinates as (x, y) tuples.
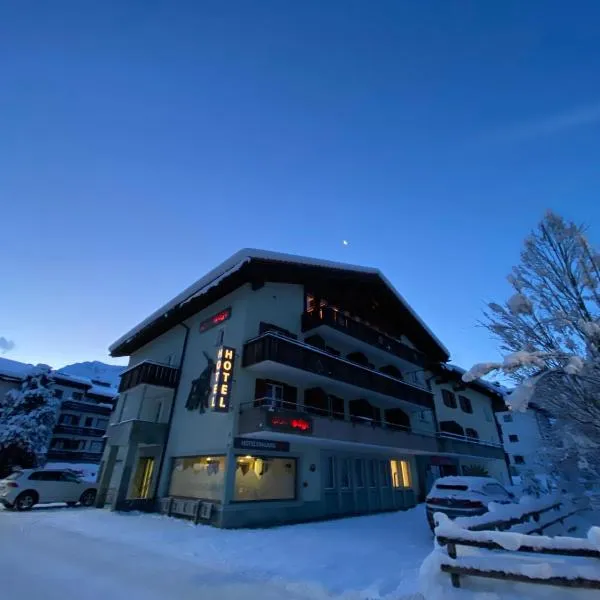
(199, 307), (232, 333)
(233, 437), (290, 452)
(267, 411), (313, 435)
(209, 346), (236, 413)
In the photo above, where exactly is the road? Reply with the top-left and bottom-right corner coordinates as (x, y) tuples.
(0, 508), (313, 600)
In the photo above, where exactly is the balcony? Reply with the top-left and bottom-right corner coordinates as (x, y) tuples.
(243, 332), (434, 410)
(118, 361), (180, 393)
(238, 402), (506, 460)
(61, 400), (112, 416)
(302, 307), (427, 367)
(53, 425), (106, 437)
(238, 402), (439, 453)
(436, 432), (505, 460)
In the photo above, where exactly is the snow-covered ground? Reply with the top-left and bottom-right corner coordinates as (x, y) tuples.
(0, 505), (432, 600)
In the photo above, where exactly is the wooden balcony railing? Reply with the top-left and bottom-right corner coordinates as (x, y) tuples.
(118, 361), (180, 393)
(243, 333), (434, 409)
(302, 307), (427, 367)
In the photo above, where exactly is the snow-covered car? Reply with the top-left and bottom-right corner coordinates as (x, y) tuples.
(425, 476), (516, 530)
(0, 469), (97, 511)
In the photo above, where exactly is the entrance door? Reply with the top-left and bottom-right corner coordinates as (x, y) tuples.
(131, 458), (155, 499)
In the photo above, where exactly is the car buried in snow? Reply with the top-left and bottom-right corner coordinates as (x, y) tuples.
(425, 476), (516, 530)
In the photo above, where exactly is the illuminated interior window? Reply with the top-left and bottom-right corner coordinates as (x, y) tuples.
(390, 459), (412, 488)
(306, 294), (316, 312)
(234, 456), (296, 502)
(169, 456), (226, 501)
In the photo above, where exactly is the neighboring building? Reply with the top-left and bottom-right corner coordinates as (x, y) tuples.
(47, 373), (117, 464)
(496, 404), (553, 477)
(97, 249), (509, 527)
(0, 357), (118, 466)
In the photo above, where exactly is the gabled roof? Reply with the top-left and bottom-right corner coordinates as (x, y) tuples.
(110, 248), (450, 361)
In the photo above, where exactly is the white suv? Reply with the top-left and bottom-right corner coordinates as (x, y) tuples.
(0, 469), (98, 510)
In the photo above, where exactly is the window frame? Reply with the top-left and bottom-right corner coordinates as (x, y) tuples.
(465, 427), (479, 440)
(324, 456), (336, 490)
(354, 459), (365, 488)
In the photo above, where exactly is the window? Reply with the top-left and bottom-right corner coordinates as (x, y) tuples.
(306, 294), (316, 313)
(59, 414), (79, 426)
(31, 471), (62, 481)
(368, 460), (377, 488)
(257, 383), (284, 408)
(503, 414), (513, 423)
(96, 418), (108, 429)
(71, 391), (83, 401)
(465, 428), (479, 440)
(325, 457), (336, 489)
(441, 389), (457, 409)
(459, 395), (473, 414)
(340, 458), (351, 489)
(169, 456), (226, 501)
(89, 441), (104, 453)
(354, 459), (364, 488)
(509, 434), (519, 443)
(52, 438), (82, 450)
(84, 417), (94, 427)
(54, 389), (64, 399)
(379, 461), (390, 487)
(390, 459), (411, 488)
(514, 455), (525, 465)
(61, 471), (81, 483)
(234, 456), (296, 501)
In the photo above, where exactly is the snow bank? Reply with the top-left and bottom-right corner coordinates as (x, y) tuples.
(7, 504), (433, 600)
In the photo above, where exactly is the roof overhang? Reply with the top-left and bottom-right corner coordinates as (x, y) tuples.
(110, 249), (450, 361)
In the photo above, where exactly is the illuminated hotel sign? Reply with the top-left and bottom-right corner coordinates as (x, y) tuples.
(267, 411), (313, 435)
(199, 307), (232, 333)
(209, 346), (236, 413)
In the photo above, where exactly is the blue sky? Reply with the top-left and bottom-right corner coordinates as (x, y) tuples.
(1, 1), (600, 371)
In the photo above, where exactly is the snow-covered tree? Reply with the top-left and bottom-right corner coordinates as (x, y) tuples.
(464, 211), (600, 479)
(0, 365), (60, 468)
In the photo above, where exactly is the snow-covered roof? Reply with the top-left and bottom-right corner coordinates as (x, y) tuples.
(0, 357), (35, 380)
(0, 358), (117, 394)
(440, 363), (510, 397)
(110, 248), (450, 358)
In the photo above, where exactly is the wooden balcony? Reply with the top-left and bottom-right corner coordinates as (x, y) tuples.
(118, 361), (180, 393)
(242, 332), (434, 410)
(302, 307), (427, 367)
(53, 425), (106, 437)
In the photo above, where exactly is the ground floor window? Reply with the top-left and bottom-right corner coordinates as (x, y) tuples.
(234, 456), (296, 502)
(169, 456), (226, 501)
(390, 459), (412, 488)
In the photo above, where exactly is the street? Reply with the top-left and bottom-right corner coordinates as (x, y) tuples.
(0, 508), (316, 600)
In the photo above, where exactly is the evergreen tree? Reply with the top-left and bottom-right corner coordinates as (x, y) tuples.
(0, 365), (59, 468)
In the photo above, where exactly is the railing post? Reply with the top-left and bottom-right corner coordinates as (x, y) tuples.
(447, 542), (461, 588)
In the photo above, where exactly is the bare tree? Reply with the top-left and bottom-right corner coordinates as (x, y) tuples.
(464, 211), (600, 478)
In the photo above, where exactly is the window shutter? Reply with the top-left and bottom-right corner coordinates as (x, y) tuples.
(254, 379), (266, 400)
(283, 384), (297, 409)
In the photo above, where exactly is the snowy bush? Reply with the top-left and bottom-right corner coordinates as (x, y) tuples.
(0, 365), (60, 468)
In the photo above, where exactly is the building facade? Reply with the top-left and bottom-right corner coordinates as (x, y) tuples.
(0, 358), (118, 466)
(496, 404), (552, 477)
(97, 249), (509, 527)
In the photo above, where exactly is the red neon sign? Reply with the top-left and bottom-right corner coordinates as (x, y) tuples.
(199, 307), (232, 332)
(268, 413), (313, 434)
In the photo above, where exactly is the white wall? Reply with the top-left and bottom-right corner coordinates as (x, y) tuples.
(497, 410), (544, 472)
(431, 382), (501, 445)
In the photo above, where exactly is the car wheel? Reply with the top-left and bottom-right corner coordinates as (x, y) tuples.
(15, 492), (37, 511)
(80, 489), (97, 507)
